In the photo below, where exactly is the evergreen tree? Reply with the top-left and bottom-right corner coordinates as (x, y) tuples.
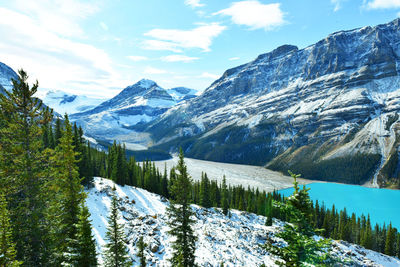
(74, 204), (97, 266)
(55, 118), (62, 146)
(265, 194), (273, 226)
(385, 223), (396, 256)
(50, 115), (85, 264)
(0, 193), (21, 266)
(136, 236), (147, 267)
(221, 176), (229, 215)
(103, 189), (131, 266)
(166, 149), (197, 267)
(0, 69), (53, 265)
(200, 172), (211, 208)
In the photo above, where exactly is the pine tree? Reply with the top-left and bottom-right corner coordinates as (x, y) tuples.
(103, 189), (131, 266)
(50, 115), (85, 265)
(385, 223), (396, 256)
(136, 236), (146, 267)
(265, 194), (273, 226)
(0, 69), (53, 265)
(74, 204), (98, 266)
(200, 172), (211, 208)
(55, 118), (63, 146)
(166, 149), (197, 267)
(0, 193), (21, 267)
(221, 176), (229, 215)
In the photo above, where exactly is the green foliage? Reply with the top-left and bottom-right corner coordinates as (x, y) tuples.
(200, 172), (212, 208)
(136, 236), (147, 267)
(49, 115), (86, 265)
(0, 192), (21, 267)
(74, 204), (97, 266)
(103, 189), (131, 267)
(0, 69), (53, 265)
(221, 176), (229, 216)
(270, 152), (381, 184)
(265, 172), (339, 266)
(166, 149), (197, 267)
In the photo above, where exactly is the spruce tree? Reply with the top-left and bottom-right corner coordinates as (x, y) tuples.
(136, 236), (146, 267)
(55, 118), (63, 146)
(103, 189), (131, 266)
(385, 223), (396, 256)
(74, 204), (98, 266)
(166, 149), (197, 267)
(50, 115), (85, 264)
(0, 193), (21, 266)
(200, 172), (211, 208)
(0, 69), (53, 265)
(221, 176), (229, 215)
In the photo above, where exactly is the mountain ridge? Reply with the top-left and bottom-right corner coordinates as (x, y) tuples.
(142, 18), (400, 186)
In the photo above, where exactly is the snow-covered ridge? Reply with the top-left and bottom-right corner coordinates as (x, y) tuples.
(86, 177), (400, 266)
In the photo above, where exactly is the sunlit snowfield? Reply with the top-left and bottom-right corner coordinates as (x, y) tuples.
(154, 157), (312, 192)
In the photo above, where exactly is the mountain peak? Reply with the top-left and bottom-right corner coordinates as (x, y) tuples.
(138, 79), (157, 88)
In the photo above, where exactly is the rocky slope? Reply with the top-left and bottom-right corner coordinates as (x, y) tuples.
(144, 18), (400, 185)
(87, 177), (400, 266)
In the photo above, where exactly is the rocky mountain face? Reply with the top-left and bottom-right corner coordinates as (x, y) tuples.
(0, 62), (18, 93)
(144, 18), (400, 185)
(70, 79), (196, 150)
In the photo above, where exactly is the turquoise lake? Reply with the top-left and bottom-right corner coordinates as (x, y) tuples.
(278, 183), (400, 230)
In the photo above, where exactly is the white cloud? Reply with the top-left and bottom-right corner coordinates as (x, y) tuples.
(143, 23), (226, 52)
(200, 72), (220, 79)
(366, 0), (400, 9)
(127, 56), (148, 62)
(214, 1), (286, 30)
(143, 67), (168, 74)
(12, 0), (100, 38)
(142, 40), (184, 53)
(100, 22), (108, 31)
(0, 7), (121, 98)
(161, 55), (199, 62)
(185, 0), (205, 8)
(229, 57), (240, 61)
(331, 0), (347, 11)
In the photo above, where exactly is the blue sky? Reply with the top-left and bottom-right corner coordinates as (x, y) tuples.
(0, 0), (399, 98)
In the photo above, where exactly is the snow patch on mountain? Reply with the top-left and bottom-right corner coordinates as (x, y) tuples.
(42, 90), (105, 115)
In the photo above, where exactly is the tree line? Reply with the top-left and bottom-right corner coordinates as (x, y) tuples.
(102, 141), (400, 260)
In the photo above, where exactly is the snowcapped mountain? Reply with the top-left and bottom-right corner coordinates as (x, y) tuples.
(0, 61), (18, 93)
(87, 177), (400, 266)
(143, 18), (400, 186)
(70, 79), (196, 150)
(42, 90), (105, 115)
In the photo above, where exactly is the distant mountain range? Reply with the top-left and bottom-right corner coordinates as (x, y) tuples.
(2, 18), (400, 186)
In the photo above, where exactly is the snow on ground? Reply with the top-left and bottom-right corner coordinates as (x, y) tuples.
(154, 157), (313, 192)
(86, 177), (400, 267)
